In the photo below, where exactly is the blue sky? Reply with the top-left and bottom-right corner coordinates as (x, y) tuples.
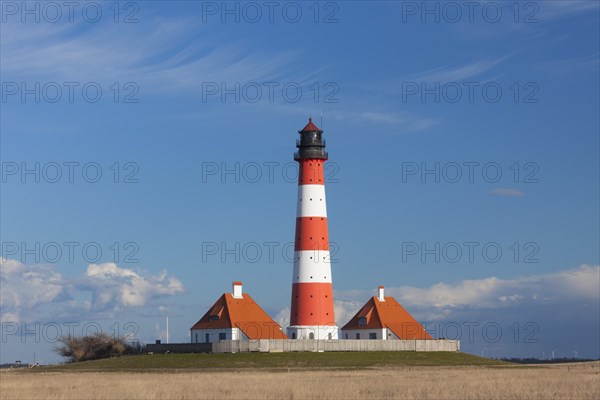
(1, 1), (598, 363)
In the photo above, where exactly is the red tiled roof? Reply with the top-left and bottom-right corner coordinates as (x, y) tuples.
(341, 296), (432, 340)
(300, 117), (321, 133)
(191, 293), (287, 339)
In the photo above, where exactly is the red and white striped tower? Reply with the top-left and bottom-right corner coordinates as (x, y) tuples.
(288, 118), (338, 340)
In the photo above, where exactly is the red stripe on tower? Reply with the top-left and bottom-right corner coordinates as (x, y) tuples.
(288, 118), (338, 340)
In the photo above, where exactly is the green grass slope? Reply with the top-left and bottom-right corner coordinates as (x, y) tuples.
(41, 352), (509, 372)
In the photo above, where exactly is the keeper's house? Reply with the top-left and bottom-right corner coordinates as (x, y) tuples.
(191, 282), (287, 343)
(341, 286), (432, 340)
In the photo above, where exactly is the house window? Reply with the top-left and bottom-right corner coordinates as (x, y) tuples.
(345, 333), (348, 339)
(369, 333), (377, 340)
(210, 315), (219, 321)
(309, 332), (315, 340)
(195, 333), (198, 343)
(219, 333), (226, 341)
(205, 333), (210, 343)
(292, 333), (296, 339)
(356, 333), (360, 339)
(358, 317), (367, 327)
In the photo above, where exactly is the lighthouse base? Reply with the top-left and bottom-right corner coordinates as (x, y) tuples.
(287, 325), (339, 340)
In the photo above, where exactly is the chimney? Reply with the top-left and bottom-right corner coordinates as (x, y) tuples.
(232, 281), (243, 298)
(377, 286), (385, 302)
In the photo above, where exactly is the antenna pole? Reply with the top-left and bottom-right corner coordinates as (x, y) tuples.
(320, 110), (323, 130)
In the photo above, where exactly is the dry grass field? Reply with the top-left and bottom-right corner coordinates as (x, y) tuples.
(1, 362), (598, 400)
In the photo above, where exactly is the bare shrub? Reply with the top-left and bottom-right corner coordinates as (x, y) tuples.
(55, 333), (143, 362)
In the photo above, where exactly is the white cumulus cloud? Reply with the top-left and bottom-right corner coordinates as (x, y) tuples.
(0, 258), (185, 322)
(0, 258), (70, 322)
(81, 263), (184, 310)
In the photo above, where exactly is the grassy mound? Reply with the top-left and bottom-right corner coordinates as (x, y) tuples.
(42, 351), (509, 372)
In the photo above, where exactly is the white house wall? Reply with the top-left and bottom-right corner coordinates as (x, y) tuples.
(191, 328), (244, 343)
(341, 329), (387, 340)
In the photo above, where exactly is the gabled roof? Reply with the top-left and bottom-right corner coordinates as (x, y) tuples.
(299, 117), (321, 133)
(191, 293), (287, 339)
(341, 296), (432, 340)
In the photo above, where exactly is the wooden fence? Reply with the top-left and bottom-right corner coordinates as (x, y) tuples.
(212, 339), (460, 353)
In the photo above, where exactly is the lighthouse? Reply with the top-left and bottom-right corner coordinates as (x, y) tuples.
(288, 118), (338, 340)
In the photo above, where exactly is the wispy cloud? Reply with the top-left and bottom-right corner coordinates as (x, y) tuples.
(409, 57), (511, 83)
(539, 1), (600, 20)
(328, 110), (439, 132)
(538, 53), (600, 76)
(0, 17), (300, 95)
(489, 188), (525, 197)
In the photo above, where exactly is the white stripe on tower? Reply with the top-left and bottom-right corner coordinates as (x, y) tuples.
(296, 185), (328, 217)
